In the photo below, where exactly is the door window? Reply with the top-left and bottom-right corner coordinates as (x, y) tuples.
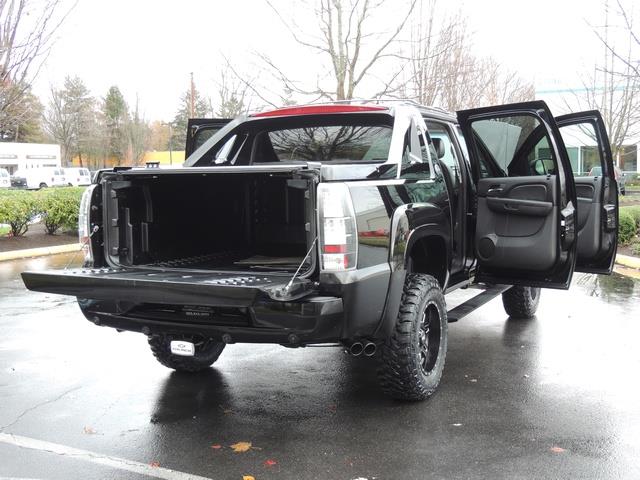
(557, 122), (602, 177)
(470, 115), (558, 179)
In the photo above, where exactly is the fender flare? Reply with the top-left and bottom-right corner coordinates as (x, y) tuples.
(373, 203), (451, 340)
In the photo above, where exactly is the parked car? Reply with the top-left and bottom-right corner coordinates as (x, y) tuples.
(11, 167), (66, 189)
(0, 168), (9, 188)
(63, 167), (92, 186)
(590, 165), (626, 195)
(23, 101), (619, 401)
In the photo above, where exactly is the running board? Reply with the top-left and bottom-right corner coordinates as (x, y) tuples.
(447, 285), (511, 323)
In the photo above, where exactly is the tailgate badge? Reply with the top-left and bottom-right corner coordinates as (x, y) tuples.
(170, 340), (195, 356)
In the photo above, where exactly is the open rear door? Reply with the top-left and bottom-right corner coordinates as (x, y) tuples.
(556, 111), (618, 274)
(457, 101), (578, 289)
(185, 118), (232, 157)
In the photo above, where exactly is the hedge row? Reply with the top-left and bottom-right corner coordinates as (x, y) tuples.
(619, 206), (640, 246)
(0, 187), (85, 237)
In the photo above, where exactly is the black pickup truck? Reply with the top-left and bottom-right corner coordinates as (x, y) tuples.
(22, 101), (618, 401)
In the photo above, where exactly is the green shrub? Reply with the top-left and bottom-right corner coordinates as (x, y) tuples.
(0, 190), (39, 236)
(39, 187), (84, 235)
(618, 210), (637, 245)
(620, 206), (640, 229)
(631, 241), (640, 256)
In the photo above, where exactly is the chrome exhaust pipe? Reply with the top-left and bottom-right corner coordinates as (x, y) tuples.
(363, 342), (377, 357)
(349, 342), (364, 356)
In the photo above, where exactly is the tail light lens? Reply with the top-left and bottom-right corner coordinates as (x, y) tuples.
(317, 183), (358, 271)
(78, 185), (96, 263)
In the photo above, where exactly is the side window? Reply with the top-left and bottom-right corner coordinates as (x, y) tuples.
(400, 124), (431, 180)
(469, 115), (558, 179)
(426, 122), (462, 191)
(193, 127), (223, 152)
(558, 122), (601, 177)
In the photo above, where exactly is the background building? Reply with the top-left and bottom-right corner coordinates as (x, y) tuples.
(0, 143), (61, 175)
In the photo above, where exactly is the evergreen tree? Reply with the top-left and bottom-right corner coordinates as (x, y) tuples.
(171, 88), (210, 151)
(103, 86), (129, 160)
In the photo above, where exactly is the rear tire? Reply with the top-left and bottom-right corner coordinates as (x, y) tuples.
(148, 335), (225, 372)
(39, 182), (47, 189)
(502, 286), (540, 319)
(377, 274), (448, 401)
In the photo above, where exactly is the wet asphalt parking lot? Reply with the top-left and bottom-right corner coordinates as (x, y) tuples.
(1, 253), (640, 480)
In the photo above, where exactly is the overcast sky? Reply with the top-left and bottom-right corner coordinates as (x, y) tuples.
(32, 0), (617, 121)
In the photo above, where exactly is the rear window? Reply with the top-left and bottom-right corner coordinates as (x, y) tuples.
(0, 170), (7, 177)
(191, 113), (394, 166)
(268, 125), (392, 162)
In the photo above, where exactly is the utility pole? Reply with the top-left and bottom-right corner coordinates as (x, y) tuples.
(190, 72), (195, 118)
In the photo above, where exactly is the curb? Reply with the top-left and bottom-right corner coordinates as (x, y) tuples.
(0, 243), (81, 262)
(615, 254), (640, 270)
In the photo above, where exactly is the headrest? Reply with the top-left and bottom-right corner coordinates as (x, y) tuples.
(432, 138), (446, 159)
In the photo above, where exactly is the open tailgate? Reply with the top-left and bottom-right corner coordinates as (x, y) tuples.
(22, 268), (315, 306)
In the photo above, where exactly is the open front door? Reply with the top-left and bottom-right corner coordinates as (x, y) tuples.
(556, 111), (618, 274)
(457, 101), (578, 289)
(185, 118), (232, 157)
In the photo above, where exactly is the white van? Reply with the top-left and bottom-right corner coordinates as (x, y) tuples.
(63, 167), (92, 186)
(0, 168), (9, 188)
(11, 168), (66, 189)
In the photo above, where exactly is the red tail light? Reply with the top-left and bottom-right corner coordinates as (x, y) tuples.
(317, 183), (358, 271)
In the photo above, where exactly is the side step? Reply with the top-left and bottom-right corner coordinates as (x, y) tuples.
(447, 284), (511, 323)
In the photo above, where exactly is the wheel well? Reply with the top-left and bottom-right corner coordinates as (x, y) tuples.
(407, 235), (448, 287)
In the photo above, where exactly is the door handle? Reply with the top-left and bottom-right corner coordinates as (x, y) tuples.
(486, 187), (504, 197)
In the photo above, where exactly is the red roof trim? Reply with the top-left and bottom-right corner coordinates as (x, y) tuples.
(251, 104), (388, 118)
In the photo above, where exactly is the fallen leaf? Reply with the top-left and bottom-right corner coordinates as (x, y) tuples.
(452, 423), (462, 427)
(328, 404), (338, 412)
(211, 444), (222, 450)
(470, 378), (478, 383)
(83, 426), (96, 435)
(550, 446), (566, 453)
(264, 459), (277, 467)
(219, 404), (234, 415)
(149, 461), (160, 468)
(242, 476), (255, 480)
(231, 441), (252, 453)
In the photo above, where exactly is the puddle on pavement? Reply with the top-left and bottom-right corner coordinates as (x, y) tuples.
(573, 272), (640, 305)
(0, 252), (83, 284)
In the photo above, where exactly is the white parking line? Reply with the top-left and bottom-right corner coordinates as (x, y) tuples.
(0, 433), (214, 480)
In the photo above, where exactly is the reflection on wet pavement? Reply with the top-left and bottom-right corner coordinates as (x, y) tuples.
(0, 254), (639, 479)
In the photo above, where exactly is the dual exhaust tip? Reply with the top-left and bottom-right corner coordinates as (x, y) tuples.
(348, 341), (377, 357)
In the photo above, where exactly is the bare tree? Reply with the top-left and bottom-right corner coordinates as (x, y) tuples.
(43, 76), (95, 166)
(0, 0), (74, 139)
(578, 0), (640, 166)
(592, 0), (639, 78)
(127, 95), (150, 165)
(264, 0), (417, 101)
(407, 1), (534, 111)
(214, 67), (250, 118)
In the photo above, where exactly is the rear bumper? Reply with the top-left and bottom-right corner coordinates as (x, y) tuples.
(77, 296), (344, 345)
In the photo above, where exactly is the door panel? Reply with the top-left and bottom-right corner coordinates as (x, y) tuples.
(477, 176), (557, 271)
(457, 101), (577, 289)
(556, 111), (618, 274)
